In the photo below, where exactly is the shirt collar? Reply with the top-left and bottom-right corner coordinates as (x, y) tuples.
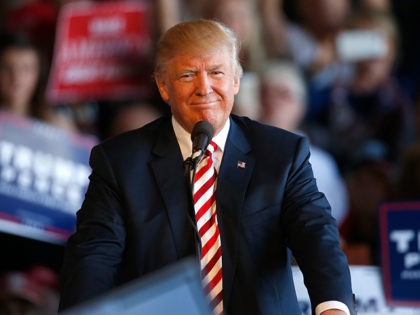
(172, 116), (230, 160)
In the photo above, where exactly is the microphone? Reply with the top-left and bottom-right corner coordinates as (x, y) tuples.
(183, 120), (214, 174)
(183, 121), (214, 260)
(190, 121), (214, 163)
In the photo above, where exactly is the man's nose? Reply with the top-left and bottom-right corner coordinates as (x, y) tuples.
(195, 73), (212, 96)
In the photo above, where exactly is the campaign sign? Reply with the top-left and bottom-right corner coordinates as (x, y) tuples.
(0, 111), (96, 244)
(380, 201), (420, 307)
(47, 1), (152, 103)
(293, 265), (420, 314)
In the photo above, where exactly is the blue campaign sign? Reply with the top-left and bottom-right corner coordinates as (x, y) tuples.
(379, 201), (420, 307)
(0, 111), (96, 244)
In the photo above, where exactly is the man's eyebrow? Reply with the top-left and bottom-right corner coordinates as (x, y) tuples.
(175, 68), (196, 75)
(178, 68), (196, 72)
(207, 64), (225, 71)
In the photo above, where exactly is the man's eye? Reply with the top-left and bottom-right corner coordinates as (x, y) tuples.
(179, 73), (194, 81)
(211, 71), (224, 77)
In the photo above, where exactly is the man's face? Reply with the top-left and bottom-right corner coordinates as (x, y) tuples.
(0, 47), (39, 112)
(260, 79), (305, 132)
(155, 47), (240, 135)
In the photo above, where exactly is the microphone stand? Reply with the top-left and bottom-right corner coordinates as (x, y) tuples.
(183, 120), (213, 264)
(183, 150), (204, 263)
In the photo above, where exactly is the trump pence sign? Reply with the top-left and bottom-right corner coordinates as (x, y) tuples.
(380, 201), (420, 307)
(0, 111), (96, 244)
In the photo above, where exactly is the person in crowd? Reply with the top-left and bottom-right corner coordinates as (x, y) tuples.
(25, 265), (60, 315)
(59, 20), (355, 315)
(322, 9), (415, 172)
(258, 0), (288, 58)
(389, 0), (420, 101)
(395, 141), (420, 200)
(204, 0), (266, 73)
(357, 0), (391, 12)
(204, 0), (266, 120)
(0, 271), (42, 315)
(259, 0), (354, 121)
(258, 59), (349, 225)
(0, 31), (76, 131)
(339, 155), (395, 265)
(3, 0), (58, 61)
(108, 102), (165, 138)
(97, 99), (169, 140)
(177, 0), (210, 20)
(0, 266), (59, 315)
(291, 0), (352, 78)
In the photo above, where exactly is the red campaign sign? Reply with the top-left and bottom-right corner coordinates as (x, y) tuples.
(47, 1), (152, 104)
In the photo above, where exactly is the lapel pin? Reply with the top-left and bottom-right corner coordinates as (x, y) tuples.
(237, 161), (246, 169)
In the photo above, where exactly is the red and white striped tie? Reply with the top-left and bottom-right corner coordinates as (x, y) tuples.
(193, 141), (223, 315)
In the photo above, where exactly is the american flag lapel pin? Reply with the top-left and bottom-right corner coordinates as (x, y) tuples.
(237, 160), (246, 169)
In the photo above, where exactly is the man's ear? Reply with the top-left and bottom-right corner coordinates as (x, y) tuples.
(155, 77), (170, 103)
(233, 75), (240, 96)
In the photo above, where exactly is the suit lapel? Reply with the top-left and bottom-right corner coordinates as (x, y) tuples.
(150, 118), (196, 259)
(217, 118), (255, 307)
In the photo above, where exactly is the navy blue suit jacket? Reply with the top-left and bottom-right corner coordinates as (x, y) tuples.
(59, 115), (355, 314)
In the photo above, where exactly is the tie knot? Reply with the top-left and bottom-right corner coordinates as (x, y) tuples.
(206, 141), (218, 155)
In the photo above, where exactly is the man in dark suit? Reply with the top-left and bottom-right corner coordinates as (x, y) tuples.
(59, 20), (356, 315)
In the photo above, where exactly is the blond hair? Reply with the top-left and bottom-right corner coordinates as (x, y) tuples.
(153, 19), (243, 78)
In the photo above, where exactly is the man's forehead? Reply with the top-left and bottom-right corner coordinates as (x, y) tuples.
(170, 51), (232, 68)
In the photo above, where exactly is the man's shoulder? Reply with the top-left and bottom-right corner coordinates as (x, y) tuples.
(230, 115), (311, 166)
(95, 115), (171, 154)
(231, 115), (304, 144)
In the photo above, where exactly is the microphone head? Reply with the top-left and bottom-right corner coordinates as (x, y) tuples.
(191, 121), (214, 153)
(191, 121), (214, 141)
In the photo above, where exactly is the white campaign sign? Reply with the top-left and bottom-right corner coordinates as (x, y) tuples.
(293, 265), (420, 315)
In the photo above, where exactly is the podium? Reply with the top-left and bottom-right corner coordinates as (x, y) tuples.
(59, 258), (212, 315)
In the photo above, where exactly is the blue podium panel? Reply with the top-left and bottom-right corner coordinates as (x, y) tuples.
(59, 258), (213, 315)
(379, 201), (420, 307)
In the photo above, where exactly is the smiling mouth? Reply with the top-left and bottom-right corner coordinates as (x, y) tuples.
(191, 100), (219, 106)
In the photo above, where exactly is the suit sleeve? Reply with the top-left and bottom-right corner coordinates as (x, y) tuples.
(59, 144), (126, 310)
(281, 137), (356, 315)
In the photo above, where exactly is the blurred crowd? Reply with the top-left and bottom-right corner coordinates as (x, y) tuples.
(0, 265), (59, 315)
(0, 0), (419, 312)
